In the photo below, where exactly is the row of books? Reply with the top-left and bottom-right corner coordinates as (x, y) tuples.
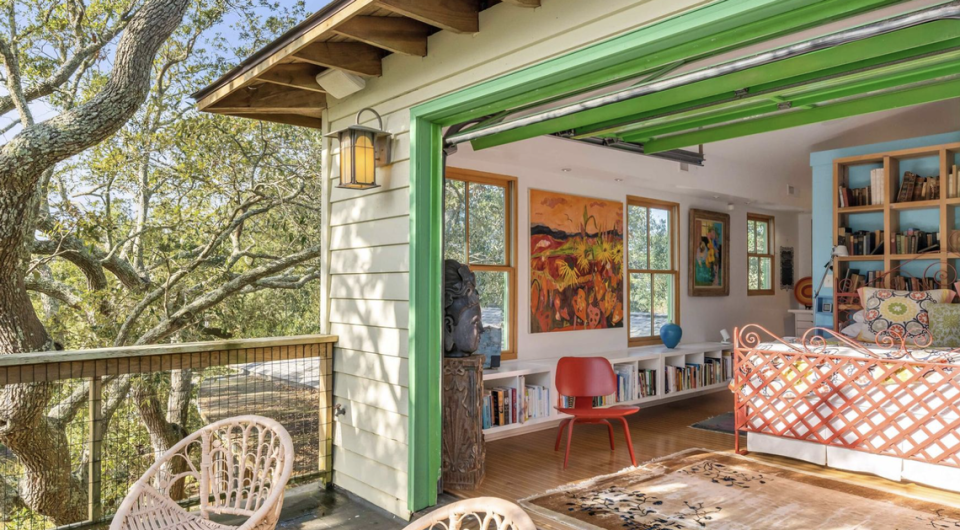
(837, 228), (883, 256)
(893, 229), (939, 255)
(948, 165), (960, 199)
(889, 275), (942, 292)
(838, 168), (886, 207)
(559, 395), (612, 408)
(897, 172), (939, 203)
(612, 365), (658, 403)
(837, 268), (879, 294)
(482, 381), (552, 429)
(664, 359), (731, 394)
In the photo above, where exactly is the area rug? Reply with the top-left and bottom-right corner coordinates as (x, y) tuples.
(520, 449), (960, 529)
(689, 412), (736, 435)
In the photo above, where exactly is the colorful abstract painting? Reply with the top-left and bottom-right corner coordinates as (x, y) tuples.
(530, 190), (623, 333)
(689, 209), (729, 296)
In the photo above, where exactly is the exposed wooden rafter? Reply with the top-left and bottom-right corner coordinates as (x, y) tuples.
(332, 16), (430, 57)
(374, 0), (479, 33)
(258, 64), (326, 93)
(195, 0), (541, 128)
(225, 113), (325, 129)
(209, 83), (327, 115)
(291, 42), (383, 77)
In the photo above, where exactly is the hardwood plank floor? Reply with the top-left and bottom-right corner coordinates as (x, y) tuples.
(448, 390), (960, 529)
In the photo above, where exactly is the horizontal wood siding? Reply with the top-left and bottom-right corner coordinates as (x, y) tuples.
(320, 0), (711, 518)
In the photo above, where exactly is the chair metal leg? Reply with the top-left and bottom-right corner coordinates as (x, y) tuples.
(604, 420), (615, 450)
(618, 417), (637, 466)
(555, 418), (570, 451)
(563, 418), (576, 469)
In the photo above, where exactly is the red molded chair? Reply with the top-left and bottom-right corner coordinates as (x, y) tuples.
(555, 357), (639, 469)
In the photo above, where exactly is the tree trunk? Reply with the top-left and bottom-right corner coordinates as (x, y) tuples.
(0, 0), (190, 523)
(133, 377), (190, 500)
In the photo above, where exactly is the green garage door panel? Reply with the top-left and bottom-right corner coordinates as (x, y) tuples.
(407, 0), (915, 514)
(467, 18), (960, 152)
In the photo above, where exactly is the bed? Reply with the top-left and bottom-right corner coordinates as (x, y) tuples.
(731, 324), (960, 492)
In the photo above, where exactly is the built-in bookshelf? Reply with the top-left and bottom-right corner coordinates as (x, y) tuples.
(832, 141), (960, 329)
(481, 343), (733, 440)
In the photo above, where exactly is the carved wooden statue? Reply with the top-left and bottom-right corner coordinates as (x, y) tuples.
(444, 259), (483, 358)
(442, 355), (485, 490)
(441, 259), (485, 490)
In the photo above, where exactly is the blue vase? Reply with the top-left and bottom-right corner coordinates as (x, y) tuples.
(660, 323), (682, 348)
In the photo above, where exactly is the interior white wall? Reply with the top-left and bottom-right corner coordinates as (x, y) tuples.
(450, 138), (803, 361)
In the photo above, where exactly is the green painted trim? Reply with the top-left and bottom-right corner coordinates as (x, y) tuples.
(643, 76), (960, 153)
(405, 0), (901, 513)
(408, 113), (444, 512)
(470, 21), (960, 150)
(617, 47), (960, 142)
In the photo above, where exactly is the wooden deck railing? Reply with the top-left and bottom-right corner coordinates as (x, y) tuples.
(0, 334), (336, 530)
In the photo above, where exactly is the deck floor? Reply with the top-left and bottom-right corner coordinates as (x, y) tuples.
(448, 390), (960, 529)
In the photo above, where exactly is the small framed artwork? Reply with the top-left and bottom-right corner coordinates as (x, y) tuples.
(820, 300), (834, 313)
(689, 208), (730, 296)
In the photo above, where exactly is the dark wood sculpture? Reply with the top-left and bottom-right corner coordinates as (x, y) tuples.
(444, 259), (483, 358)
(442, 355), (485, 490)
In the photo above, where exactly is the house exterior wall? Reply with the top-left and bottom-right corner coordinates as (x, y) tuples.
(320, 0), (712, 518)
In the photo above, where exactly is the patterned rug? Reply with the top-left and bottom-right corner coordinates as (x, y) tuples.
(689, 412), (735, 435)
(520, 449), (960, 529)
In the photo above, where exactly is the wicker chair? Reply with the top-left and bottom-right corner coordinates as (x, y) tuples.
(402, 497), (537, 530)
(111, 415), (294, 530)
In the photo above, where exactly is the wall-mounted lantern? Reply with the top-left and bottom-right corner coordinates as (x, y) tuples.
(326, 108), (391, 190)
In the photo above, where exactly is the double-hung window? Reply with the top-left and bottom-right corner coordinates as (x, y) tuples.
(747, 213), (775, 295)
(443, 168), (517, 359)
(627, 196), (680, 345)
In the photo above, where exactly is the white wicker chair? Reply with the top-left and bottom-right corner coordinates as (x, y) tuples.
(111, 415), (294, 530)
(403, 497), (537, 530)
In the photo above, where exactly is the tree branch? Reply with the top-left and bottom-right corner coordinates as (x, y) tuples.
(25, 276), (82, 308)
(135, 244), (322, 345)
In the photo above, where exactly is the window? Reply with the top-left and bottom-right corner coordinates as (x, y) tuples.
(747, 213), (775, 295)
(443, 168), (517, 359)
(627, 196), (680, 345)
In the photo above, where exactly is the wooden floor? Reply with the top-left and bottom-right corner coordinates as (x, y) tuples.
(448, 390), (960, 529)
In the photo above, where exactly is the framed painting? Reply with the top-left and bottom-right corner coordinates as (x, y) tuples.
(530, 189), (624, 333)
(688, 209), (730, 296)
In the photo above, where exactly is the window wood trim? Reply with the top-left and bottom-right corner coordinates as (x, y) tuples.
(626, 195), (680, 347)
(747, 212), (775, 296)
(445, 167), (518, 360)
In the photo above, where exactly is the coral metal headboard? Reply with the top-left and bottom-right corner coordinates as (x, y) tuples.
(730, 325), (960, 468)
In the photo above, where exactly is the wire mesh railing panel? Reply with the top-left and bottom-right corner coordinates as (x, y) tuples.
(0, 336), (334, 530)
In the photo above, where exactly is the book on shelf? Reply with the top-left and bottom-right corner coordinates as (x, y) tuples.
(839, 268), (878, 293)
(483, 383), (551, 429)
(950, 164), (958, 199)
(638, 368), (657, 398)
(890, 275), (941, 291)
(614, 364), (637, 403)
(893, 229), (939, 255)
(838, 168), (885, 208)
(897, 172), (940, 203)
(837, 227), (884, 256)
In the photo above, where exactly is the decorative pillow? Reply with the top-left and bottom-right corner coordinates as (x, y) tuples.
(928, 304), (960, 348)
(841, 322), (864, 338)
(852, 310), (865, 324)
(857, 288), (955, 344)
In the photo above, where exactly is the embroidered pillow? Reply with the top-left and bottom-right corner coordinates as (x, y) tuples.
(857, 288), (954, 344)
(928, 304), (960, 348)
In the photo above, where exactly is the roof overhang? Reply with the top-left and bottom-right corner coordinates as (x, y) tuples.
(192, 0), (541, 128)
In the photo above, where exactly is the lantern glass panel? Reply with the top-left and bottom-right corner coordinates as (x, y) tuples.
(355, 132), (375, 187)
(338, 131), (354, 188)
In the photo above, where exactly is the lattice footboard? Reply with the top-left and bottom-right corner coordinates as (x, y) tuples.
(731, 325), (960, 468)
